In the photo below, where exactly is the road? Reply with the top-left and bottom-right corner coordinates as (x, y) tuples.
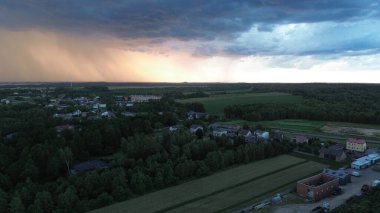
(272, 167), (380, 213)
(284, 130), (380, 144)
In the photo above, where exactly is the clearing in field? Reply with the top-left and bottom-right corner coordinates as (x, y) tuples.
(178, 92), (304, 114)
(90, 155), (325, 213)
(321, 124), (380, 138)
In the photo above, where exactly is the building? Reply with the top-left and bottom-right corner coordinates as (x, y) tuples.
(213, 129), (228, 137)
(55, 124), (74, 133)
(190, 125), (204, 134)
(323, 168), (351, 185)
(319, 144), (347, 162)
(169, 125), (183, 132)
(71, 160), (108, 175)
(187, 111), (208, 120)
(297, 173), (339, 201)
(346, 138), (367, 152)
(293, 136), (309, 144)
(351, 153), (380, 169)
(238, 129), (253, 138)
(129, 95), (161, 103)
(255, 130), (270, 140)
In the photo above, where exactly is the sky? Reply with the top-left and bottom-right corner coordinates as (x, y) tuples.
(1, 0), (380, 83)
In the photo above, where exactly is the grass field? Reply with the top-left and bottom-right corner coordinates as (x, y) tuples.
(90, 155), (325, 213)
(168, 161), (325, 213)
(178, 92), (304, 115)
(91, 155), (304, 213)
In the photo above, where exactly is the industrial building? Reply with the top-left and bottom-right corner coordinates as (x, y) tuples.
(351, 153), (380, 169)
(297, 173), (339, 201)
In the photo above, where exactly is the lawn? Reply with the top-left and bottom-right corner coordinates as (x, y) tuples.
(178, 92), (304, 115)
(90, 155), (306, 213)
(168, 161), (326, 213)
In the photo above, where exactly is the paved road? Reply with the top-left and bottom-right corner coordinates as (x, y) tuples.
(273, 168), (380, 213)
(284, 130), (380, 144)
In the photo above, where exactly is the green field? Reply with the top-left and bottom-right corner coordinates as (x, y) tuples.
(178, 92), (304, 115)
(90, 155), (325, 213)
(169, 161), (325, 213)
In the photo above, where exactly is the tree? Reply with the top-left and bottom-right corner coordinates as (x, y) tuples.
(59, 147), (73, 176)
(95, 192), (113, 208)
(57, 187), (81, 213)
(30, 191), (53, 213)
(0, 189), (8, 213)
(195, 129), (204, 140)
(9, 194), (25, 213)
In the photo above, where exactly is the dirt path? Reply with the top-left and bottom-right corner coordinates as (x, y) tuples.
(273, 168), (380, 213)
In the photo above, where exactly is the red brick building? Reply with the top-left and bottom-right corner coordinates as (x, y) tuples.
(297, 173), (339, 201)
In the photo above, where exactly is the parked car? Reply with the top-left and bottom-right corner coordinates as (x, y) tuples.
(352, 170), (361, 177)
(331, 187), (343, 196)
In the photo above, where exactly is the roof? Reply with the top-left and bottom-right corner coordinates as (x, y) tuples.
(190, 124), (203, 129)
(347, 138), (366, 144)
(72, 160), (108, 172)
(323, 168), (350, 179)
(319, 144), (345, 157)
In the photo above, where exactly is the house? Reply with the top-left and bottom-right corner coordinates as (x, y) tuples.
(213, 129), (228, 137)
(255, 130), (270, 140)
(323, 168), (351, 185)
(319, 144), (347, 162)
(72, 109), (82, 117)
(271, 131), (285, 142)
(169, 125), (183, 132)
(292, 136), (309, 144)
(346, 138), (367, 152)
(101, 111), (115, 119)
(93, 103), (107, 110)
(121, 111), (136, 117)
(297, 173), (339, 201)
(70, 160), (108, 175)
(238, 129), (253, 138)
(190, 125), (204, 134)
(129, 95), (161, 103)
(187, 111), (208, 120)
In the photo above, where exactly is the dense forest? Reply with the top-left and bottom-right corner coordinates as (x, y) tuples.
(225, 84), (380, 124)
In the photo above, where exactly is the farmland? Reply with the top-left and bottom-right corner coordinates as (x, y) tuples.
(90, 155), (326, 213)
(178, 92), (304, 114)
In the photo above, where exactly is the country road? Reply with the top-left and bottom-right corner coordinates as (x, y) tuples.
(283, 130), (380, 145)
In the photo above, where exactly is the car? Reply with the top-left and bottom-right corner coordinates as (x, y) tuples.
(352, 170), (361, 177)
(331, 187), (342, 196)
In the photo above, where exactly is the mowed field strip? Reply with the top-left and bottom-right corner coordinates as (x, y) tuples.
(177, 92), (304, 114)
(167, 161), (326, 213)
(90, 155), (306, 213)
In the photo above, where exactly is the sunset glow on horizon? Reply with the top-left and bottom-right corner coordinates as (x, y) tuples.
(1, 1), (380, 83)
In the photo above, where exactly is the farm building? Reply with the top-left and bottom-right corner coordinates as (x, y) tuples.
(323, 168), (351, 185)
(71, 160), (108, 175)
(297, 173), (339, 201)
(238, 129), (253, 138)
(319, 144), (347, 162)
(213, 129), (228, 137)
(346, 138), (367, 152)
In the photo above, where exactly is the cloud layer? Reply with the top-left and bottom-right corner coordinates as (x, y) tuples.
(0, 0), (380, 82)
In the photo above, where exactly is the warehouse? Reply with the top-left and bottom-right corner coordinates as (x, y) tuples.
(297, 173), (339, 201)
(323, 168), (351, 185)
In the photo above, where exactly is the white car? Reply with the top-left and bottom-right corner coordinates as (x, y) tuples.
(352, 171), (361, 177)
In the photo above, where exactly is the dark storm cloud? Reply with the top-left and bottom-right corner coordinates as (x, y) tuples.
(1, 0), (380, 55)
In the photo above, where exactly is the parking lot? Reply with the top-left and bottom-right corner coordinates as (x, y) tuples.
(273, 167), (380, 213)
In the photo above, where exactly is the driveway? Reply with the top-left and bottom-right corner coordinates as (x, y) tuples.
(273, 168), (380, 213)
